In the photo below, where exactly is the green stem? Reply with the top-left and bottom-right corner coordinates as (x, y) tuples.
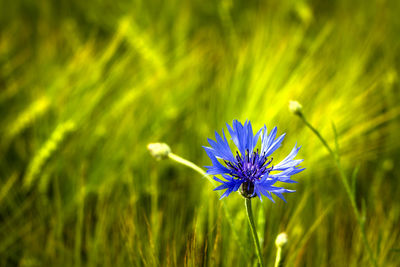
(299, 114), (334, 157)
(168, 153), (215, 185)
(299, 115), (378, 267)
(274, 247), (282, 267)
(245, 198), (264, 267)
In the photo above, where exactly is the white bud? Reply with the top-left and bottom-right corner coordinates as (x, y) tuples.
(147, 143), (171, 160)
(289, 100), (303, 116)
(275, 232), (288, 248)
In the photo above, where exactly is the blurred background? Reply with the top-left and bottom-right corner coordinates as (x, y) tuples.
(0, 0), (399, 266)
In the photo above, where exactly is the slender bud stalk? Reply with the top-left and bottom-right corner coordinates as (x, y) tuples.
(291, 102), (378, 267)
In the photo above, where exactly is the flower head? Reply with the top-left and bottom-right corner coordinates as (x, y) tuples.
(204, 120), (304, 202)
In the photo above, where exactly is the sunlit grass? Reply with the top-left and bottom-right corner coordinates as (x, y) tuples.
(0, 0), (400, 266)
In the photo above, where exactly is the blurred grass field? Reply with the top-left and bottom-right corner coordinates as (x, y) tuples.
(1, 0), (400, 266)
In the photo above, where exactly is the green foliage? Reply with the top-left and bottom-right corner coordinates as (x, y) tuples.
(1, 0), (400, 266)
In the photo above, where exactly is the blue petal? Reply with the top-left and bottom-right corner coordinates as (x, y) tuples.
(253, 186), (263, 201)
(258, 185), (275, 203)
(244, 120), (264, 154)
(261, 126), (286, 157)
(274, 144), (303, 170)
(226, 120), (263, 157)
(203, 147), (231, 175)
(212, 174), (243, 199)
(220, 188), (234, 199)
(256, 176), (277, 186)
(213, 176), (226, 183)
(254, 180), (296, 203)
(265, 133), (285, 157)
(220, 181), (243, 199)
(270, 188), (295, 203)
(252, 127), (263, 152)
(268, 186), (295, 193)
(213, 183), (230, 191)
(227, 120), (245, 156)
(221, 174), (236, 180)
(205, 130), (236, 162)
(269, 167), (305, 183)
(232, 181), (242, 191)
(245, 120), (254, 152)
(273, 192), (287, 202)
(261, 126), (276, 154)
(254, 180), (277, 203)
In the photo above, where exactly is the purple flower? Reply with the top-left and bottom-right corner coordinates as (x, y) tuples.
(204, 120), (304, 202)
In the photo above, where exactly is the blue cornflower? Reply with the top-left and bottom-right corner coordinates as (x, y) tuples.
(204, 120), (304, 202)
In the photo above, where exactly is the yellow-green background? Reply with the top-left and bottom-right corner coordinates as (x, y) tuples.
(0, 0), (399, 266)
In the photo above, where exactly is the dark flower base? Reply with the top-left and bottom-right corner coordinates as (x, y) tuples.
(240, 182), (255, 199)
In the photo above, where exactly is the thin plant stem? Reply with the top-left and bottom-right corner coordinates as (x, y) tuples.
(298, 114), (378, 267)
(274, 247), (282, 267)
(298, 114), (334, 157)
(168, 153), (215, 185)
(245, 198), (264, 267)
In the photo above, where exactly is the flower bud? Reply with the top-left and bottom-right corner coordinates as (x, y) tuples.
(275, 232), (288, 248)
(147, 143), (171, 160)
(289, 100), (303, 116)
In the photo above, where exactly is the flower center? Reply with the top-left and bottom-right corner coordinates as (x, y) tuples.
(224, 149), (273, 182)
